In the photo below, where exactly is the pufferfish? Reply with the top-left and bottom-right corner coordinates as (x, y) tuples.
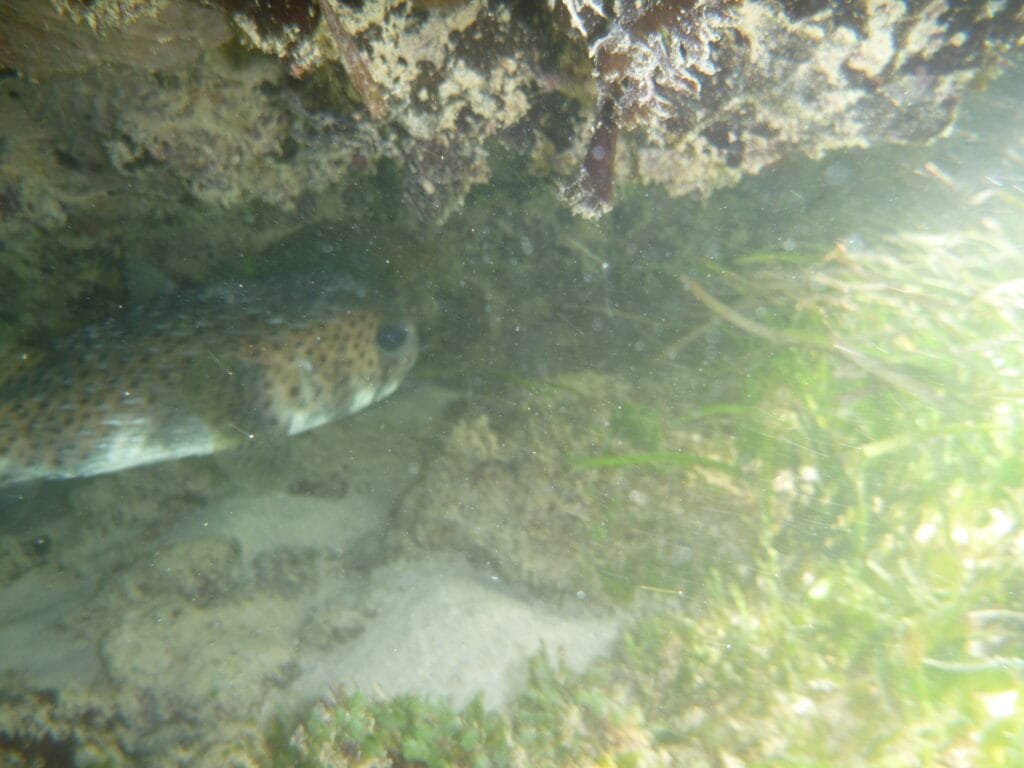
(0, 275), (418, 487)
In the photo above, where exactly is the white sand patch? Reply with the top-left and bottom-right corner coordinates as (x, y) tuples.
(285, 556), (620, 712)
(0, 382), (620, 764)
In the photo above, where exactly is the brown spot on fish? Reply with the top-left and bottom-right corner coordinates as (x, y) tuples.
(0, 276), (417, 486)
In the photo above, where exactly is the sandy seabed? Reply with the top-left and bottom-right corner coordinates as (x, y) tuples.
(0, 383), (619, 765)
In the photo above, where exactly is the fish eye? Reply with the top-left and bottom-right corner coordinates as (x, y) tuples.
(376, 324), (409, 351)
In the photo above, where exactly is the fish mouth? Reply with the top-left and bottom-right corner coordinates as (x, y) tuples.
(374, 378), (402, 402)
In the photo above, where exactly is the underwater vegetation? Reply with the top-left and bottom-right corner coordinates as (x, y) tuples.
(265, 197), (1024, 765)
(1, 4), (1023, 766)
(394, 371), (758, 605)
(3, 64), (1024, 761)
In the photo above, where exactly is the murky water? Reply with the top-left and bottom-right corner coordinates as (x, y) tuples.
(1, 8), (1023, 767)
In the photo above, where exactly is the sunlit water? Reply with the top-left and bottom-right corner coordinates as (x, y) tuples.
(1, 37), (1022, 768)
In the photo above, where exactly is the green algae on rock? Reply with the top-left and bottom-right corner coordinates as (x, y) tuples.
(393, 371), (757, 604)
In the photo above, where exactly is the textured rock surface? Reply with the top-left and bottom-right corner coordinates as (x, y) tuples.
(394, 372), (758, 603)
(560, 0), (1024, 215)
(119, 534), (243, 605)
(2, 1), (1019, 347)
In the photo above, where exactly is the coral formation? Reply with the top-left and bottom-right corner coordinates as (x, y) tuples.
(1, 0), (1021, 346)
(558, 0), (1024, 217)
(0, 0), (231, 77)
(52, 0), (165, 32)
(99, 56), (345, 210)
(225, 0), (321, 67)
(395, 372), (756, 603)
(311, 0), (543, 217)
(561, 0), (741, 216)
(0, 686), (130, 766)
(224, 0), (547, 217)
(1, 0), (1019, 242)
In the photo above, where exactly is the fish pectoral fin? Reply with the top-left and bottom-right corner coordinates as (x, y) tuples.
(180, 352), (284, 445)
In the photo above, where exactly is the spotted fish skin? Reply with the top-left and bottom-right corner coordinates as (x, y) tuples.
(0, 276), (417, 486)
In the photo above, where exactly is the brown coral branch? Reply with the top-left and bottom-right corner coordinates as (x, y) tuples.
(564, 94), (618, 219)
(315, 0), (388, 120)
(564, 0), (738, 218)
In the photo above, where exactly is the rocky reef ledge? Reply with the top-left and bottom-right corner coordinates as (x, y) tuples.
(0, 2), (1020, 332)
